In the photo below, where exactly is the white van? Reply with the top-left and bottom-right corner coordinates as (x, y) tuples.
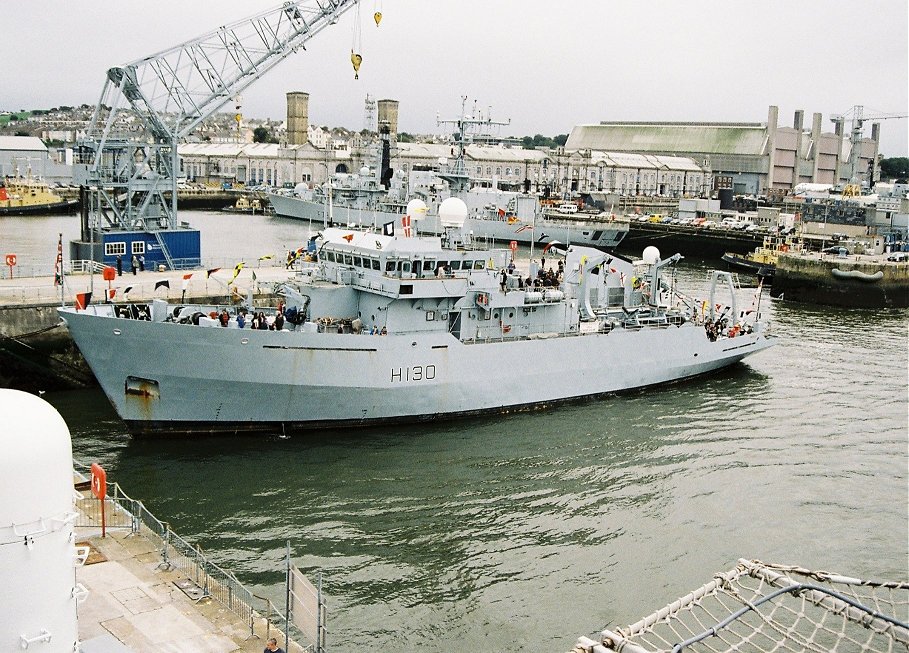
(557, 203), (578, 214)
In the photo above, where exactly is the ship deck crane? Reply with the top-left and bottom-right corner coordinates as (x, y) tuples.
(76, 0), (361, 263)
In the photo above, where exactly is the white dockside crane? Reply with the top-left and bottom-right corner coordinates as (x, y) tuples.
(75, 0), (361, 268)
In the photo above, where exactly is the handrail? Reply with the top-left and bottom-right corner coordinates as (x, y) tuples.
(72, 461), (307, 650)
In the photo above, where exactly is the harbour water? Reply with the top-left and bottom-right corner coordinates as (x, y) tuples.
(9, 211), (909, 652)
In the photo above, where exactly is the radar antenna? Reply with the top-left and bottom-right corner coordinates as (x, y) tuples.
(436, 96), (510, 193)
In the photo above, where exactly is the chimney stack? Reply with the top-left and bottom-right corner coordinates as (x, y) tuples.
(377, 99), (399, 138)
(286, 92), (310, 145)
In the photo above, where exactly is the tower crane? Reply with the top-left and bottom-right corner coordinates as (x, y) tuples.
(75, 0), (360, 268)
(829, 105), (908, 194)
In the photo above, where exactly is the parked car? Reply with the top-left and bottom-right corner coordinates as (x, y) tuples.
(886, 252), (909, 262)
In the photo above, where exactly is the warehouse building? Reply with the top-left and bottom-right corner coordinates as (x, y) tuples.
(564, 106), (880, 197)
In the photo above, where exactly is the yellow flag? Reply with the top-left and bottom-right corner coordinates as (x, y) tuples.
(229, 262), (245, 285)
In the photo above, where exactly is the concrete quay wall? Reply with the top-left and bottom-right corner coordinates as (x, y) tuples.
(620, 223), (763, 258)
(771, 253), (909, 308)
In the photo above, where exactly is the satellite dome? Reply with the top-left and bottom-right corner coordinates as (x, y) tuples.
(642, 246), (661, 264)
(359, 166), (370, 177)
(0, 390), (79, 648)
(405, 198), (428, 221)
(439, 197), (468, 227)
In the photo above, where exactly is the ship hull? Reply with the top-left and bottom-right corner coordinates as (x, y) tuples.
(721, 253), (775, 281)
(60, 307), (773, 436)
(0, 199), (80, 216)
(267, 193), (628, 250)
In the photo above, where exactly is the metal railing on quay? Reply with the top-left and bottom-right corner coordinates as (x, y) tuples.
(72, 461), (296, 647)
(0, 257), (288, 281)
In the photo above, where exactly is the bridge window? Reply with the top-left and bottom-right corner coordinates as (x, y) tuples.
(385, 261), (395, 272)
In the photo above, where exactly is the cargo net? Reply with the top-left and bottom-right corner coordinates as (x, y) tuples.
(576, 559), (909, 653)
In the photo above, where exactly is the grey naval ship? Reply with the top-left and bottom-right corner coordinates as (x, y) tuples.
(267, 101), (629, 251)
(59, 205), (774, 436)
(267, 181), (630, 251)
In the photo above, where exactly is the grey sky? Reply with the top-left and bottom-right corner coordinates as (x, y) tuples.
(5, 0), (908, 156)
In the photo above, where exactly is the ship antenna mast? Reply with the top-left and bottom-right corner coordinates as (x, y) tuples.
(436, 95), (510, 193)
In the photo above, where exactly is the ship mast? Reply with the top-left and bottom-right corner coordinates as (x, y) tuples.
(436, 96), (510, 194)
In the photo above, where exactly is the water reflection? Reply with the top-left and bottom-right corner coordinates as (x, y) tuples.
(34, 217), (909, 653)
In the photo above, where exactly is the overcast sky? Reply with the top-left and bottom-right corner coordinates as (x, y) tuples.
(5, 0), (908, 156)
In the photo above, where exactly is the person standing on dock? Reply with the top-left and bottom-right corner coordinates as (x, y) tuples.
(139, 255), (145, 272)
(264, 637), (285, 653)
(131, 255), (138, 275)
(116, 255), (122, 276)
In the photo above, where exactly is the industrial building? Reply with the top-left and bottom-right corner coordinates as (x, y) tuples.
(177, 92), (706, 195)
(564, 106), (880, 197)
(0, 136), (72, 183)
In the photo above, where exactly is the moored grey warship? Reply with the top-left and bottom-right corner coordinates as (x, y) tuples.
(59, 205), (775, 436)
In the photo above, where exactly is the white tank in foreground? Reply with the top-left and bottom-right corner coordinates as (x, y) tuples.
(0, 390), (80, 652)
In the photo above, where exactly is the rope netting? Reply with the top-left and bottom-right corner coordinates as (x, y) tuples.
(573, 559), (909, 653)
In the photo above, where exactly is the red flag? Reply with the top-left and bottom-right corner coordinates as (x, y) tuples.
(108, 289), (116, 300)
(342, 234), (354, 242)
(75, 291), (92, 310)
(182, 273), (193, 291)
(206, 267), (221, 278)
(53, 233), (63, 286)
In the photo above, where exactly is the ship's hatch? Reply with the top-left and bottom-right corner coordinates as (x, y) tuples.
(125, 376), (160, 399)
(448, 311), (462, 339)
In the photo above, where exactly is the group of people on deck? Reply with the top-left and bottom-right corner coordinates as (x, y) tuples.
(500, 257), (564, 293)
(211, 308), (285, 330)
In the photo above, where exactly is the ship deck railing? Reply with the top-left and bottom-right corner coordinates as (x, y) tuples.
(72, 461), (313, 651)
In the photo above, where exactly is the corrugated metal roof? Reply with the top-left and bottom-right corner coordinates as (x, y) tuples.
(178, 143), (280, 157)
(466, 145), (547, 162)
(566, 123), (767, 155)
(397, 143), (451, 159)
(0, 136), (48, 152)
(585, 151), (703, 171)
